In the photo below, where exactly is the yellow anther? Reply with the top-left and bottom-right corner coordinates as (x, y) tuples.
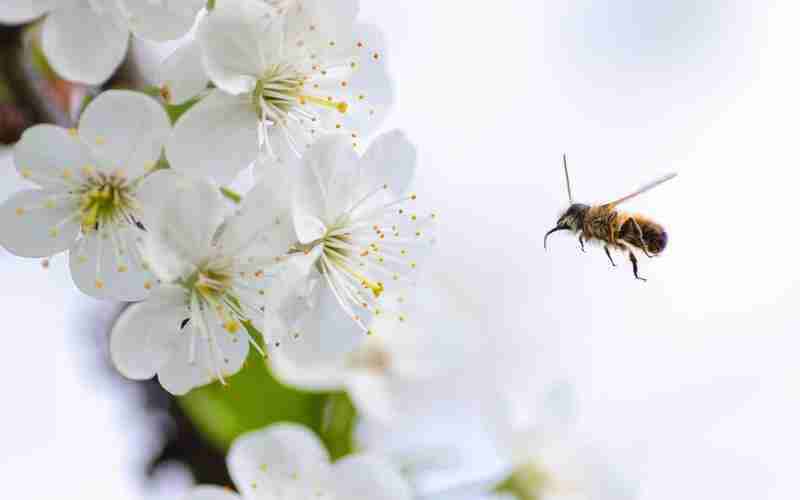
(144, 281), (152, 290)
(15, 207), (24, 216)
(62, 168), (73, 179)
(95, 279), (104, 289)
(81, 165), (94, 176)
(117, 265), (128, 273)
(68, 128), (78, 137)
(224, 320), (240, 333)
(20, 168), (32, 179)
(95, 136), (106, 145)
(48, 228), (59, 237)
(44, 199), (55, 209)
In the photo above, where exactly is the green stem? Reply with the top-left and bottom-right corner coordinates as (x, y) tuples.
(220, 186), (243, 204)
(206, 0), (216, 11)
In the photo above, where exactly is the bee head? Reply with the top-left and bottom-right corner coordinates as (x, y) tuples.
(557, 203), (589, 231)
(544, 203), (589, 249)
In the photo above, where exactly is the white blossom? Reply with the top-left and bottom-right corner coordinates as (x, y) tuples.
(110, 172), (292, 394)
(0, 90), (171, 301)
(260, 131), (436, 368)
(166, 0), (392, 184)
(0, 0), (206, 84)
(183, 423), (412, 500)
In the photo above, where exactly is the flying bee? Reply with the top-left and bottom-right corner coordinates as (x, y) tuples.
(544, 155), (677, 281)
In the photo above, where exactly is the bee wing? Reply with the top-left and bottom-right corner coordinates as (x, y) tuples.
(604, 172), (677, 208)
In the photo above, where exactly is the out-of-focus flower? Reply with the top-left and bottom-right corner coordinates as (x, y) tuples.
(260, 131), (435, 369)
(0, 90), (170, 301)
(486, 393), (635, 500)
(184, 423), (412, 500)
(166, 0), (392, 184)
(0, 0), (206, 84)
(110, 172), (294, 395)
(269, 271), (482, 423)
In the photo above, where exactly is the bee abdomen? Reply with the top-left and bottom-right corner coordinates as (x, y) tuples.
(619, 215), (668, 254)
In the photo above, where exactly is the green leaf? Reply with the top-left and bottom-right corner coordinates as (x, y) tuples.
(178, 346), (358, 459)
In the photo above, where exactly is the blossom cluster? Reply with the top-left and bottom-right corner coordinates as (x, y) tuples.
(0, 1), (632, 500)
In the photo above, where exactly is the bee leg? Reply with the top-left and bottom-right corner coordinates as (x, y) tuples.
(630, 219), (653, 258)
(578, 234), (587, 253)
(628, 252), (647, 281)
(604, 246), (616, 267)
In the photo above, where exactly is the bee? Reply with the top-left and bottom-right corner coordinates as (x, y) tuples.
(544, 155), (676, 281)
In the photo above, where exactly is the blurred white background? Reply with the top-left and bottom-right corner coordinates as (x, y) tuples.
(3, 1), (800, 498)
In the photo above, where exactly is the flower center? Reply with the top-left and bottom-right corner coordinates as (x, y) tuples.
(76, 169), (135, 233)
(321, 232), (385, 299)
(254, 64), (349, 115)
(185, 264), (241, 334)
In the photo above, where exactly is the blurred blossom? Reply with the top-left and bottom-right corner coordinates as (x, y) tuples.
(0, 0), (205, 84)
(270, 269), (484, 423)
(184, 422), (412, 500)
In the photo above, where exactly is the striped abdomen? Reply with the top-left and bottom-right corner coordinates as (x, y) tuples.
(618, 214), (668, 255)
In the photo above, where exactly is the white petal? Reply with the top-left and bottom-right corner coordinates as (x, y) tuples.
(275, 279), (365, 365)
(160, 39), (209, 105)
(13, 124), (95, 190)
(42, 5), (129, 84)
(345, 372), (397, 423)
(145, 176), (228, 268)
(197, 0), (274, 94)
(183, 485), (241, 500)
(68, 226), (154, 301)
(293, 214), (327, 245)
(310, 23), (393, 139)
(0, 189), (79, 257)
(78, 90), (171, 179)
(330, 454), (412, 500)
(217, 169), (294, 257)
(292, 134), (358, 228)
(0, 0), (55, 24)
(262, 250), (319, 343)
(167, 90), (258, 184)
(267, 347), (348, 391)
(361, 130), (417, 195)
(342, 23), (394, 135)
(110, 286), (186, 381)
(282, 0), (359, 58)
(133, 168), (183, 230)
(323, 137), (362, 221)
(121, 0), (204, 42)
(227, 423), (330, 495)
(157, 315), (249, 395)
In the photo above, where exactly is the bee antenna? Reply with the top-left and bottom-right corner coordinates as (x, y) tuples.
(562, 153), (573, 204)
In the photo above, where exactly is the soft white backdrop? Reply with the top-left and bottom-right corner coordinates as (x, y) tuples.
(2, 1), (799, 498)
